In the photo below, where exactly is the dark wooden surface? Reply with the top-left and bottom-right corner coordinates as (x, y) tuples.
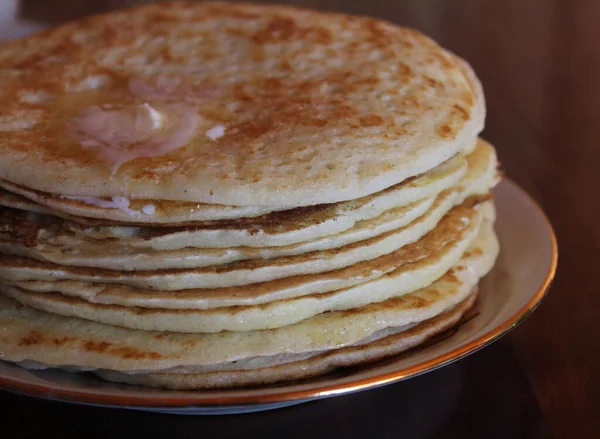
(1, 1), (598, 438)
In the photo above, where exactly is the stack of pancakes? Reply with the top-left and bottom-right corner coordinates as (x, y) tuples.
(0, 3), (500, 389)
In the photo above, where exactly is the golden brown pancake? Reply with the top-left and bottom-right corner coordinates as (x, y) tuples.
(0, 2), (483, 207)
(0, 204), (488, 332)
(0, 222), (498, 387)
(96, 291), (478, 389)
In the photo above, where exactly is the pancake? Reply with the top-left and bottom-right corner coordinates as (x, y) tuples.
(0, 204), (486, 332)
(16, 290), (476, 373)
(0, 184), (285, 226)
(0, 192), (488, 289)
(0, 2), (483, 207)
(0, 195), (436, 270)
(0, 151), (466, 226)
(0, 220), (498, 378)
(0, 142), (497, 278)
(95, 291), (477, 389)
(1, 203), (492, 311)
(0, 140), (496, 272)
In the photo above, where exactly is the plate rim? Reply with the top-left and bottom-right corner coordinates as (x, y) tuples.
(0, 178), (558, 408)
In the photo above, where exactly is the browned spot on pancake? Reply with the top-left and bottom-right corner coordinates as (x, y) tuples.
(251, 45), (266, 63)
(252, 16), (332, 45)
(438, 124), (453, 138)
(109, 347), (164, 360)
(433, 52), (454, 69)
(424, 76), (443, 90)
(408, 295), (429, 308)
(279, 59), (293, 71)
(51, 336), (75, 346)
(445, 269), (461, 283)
(132, 169), (161, 183)
(181, 340), (198, 348)
(17, 331), (76, 347)
(359, 114), (385, 127)
(398, 62), (413, 76)
(471, 247), (484, 256)
(84, 340), (112, 353)
(453, 104), (469, 119)
(338, 307), (363, 318)
(18, 331), (44, 346)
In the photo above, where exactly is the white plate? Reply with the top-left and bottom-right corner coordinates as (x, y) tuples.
(0, 179), (557, 415)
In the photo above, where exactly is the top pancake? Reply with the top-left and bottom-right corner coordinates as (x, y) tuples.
(0, 2), (484, 207)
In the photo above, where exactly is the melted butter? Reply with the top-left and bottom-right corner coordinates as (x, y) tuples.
(205, 124), (225, 140)
(141, 204), (156, 215)
(59, 75), (231, 174)
(138, 103), (165, 130)
(63, 195), (156, 217)
(67, 101), (199, 174)
(63, 195), (139, 216)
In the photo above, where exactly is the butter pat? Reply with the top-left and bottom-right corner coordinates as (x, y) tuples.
(141, 204), (156, 215)
(68, 102), (200, 173)
(63, 196), (157, 217)
(63, 195), (140, 217)
(136, 103), (165, 130)
(206, 124), (225, 140)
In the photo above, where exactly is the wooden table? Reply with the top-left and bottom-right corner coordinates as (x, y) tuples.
(1, 1), (598, 438)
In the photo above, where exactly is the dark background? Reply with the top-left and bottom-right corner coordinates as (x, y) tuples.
(1, 1), (598, 438)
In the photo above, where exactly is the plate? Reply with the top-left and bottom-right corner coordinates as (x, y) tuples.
(0, 179), (557, 415)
